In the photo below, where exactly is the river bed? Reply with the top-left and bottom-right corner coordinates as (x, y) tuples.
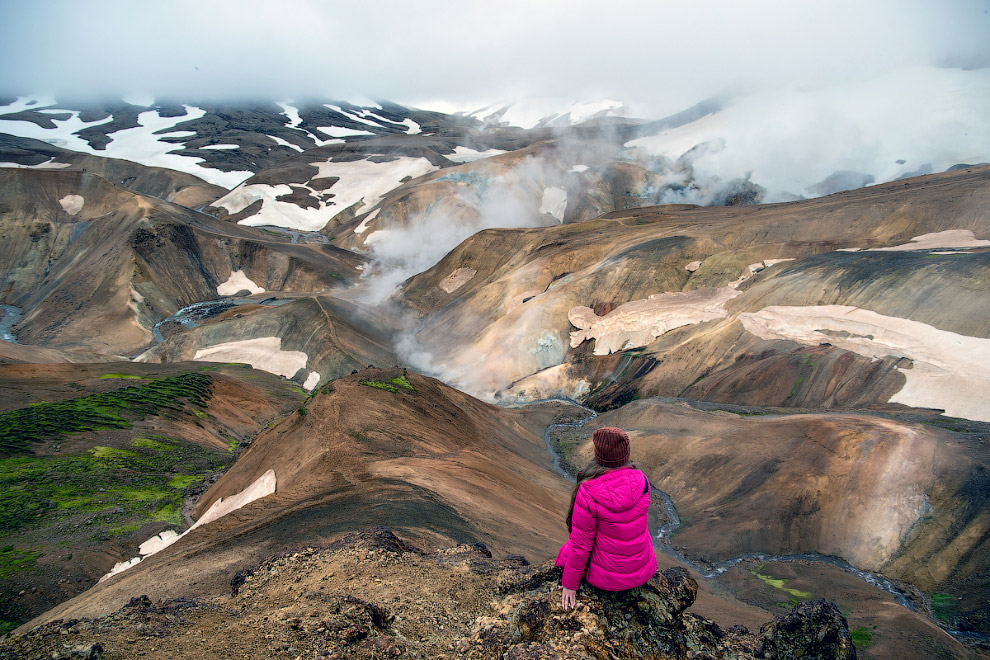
(0, 304), (22, 343)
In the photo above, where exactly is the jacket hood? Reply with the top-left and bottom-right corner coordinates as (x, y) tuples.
(580, 466), (647, 513)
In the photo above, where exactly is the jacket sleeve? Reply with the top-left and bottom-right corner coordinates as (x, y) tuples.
(562, 485), (598, 591)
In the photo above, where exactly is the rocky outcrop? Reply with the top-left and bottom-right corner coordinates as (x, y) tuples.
(1, 529), (856, 660)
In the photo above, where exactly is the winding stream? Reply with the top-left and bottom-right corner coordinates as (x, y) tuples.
(0, 304), (22, 343)
(150, 297), (292, 343)
(534, 398), (919, 612)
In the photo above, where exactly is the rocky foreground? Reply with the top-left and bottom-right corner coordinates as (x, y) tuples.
(1, 528), (855, 660)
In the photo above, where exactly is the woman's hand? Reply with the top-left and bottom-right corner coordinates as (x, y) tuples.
(561, 587), (577, 611)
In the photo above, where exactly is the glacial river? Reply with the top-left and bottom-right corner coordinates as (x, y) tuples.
(0, 304), (22, 343)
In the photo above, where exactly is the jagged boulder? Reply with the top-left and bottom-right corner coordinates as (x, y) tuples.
(462, 564), (854, 660)
(755, 599), (856, 660)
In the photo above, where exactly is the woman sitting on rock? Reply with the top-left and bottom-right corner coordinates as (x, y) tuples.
(556, 427), (657, 610)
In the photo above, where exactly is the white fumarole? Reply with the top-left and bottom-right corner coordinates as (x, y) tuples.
(569, 287), (742, 355)
(739, 305), (990, 422)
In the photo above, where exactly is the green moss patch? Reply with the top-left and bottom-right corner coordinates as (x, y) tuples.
(0, 546), (39, 578)
(132, 437), (176, 451)
(98, 373), (144, 380)
(749, 564), (811, 607)
(0, 435), (232, 537)
(931, 592), (959, 622)
(0, 372), (213, 454)
(168, 474), (203, 489)
(360, 374), (417, 394)
(850, 626), (873, 649)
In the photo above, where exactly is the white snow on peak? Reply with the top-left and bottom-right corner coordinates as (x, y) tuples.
(0, 102), (253, 188)
(277, 101), (303, 128)
(626, 66), (990, 203)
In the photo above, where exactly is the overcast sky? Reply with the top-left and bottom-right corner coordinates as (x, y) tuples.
(1, 0), (988, 116)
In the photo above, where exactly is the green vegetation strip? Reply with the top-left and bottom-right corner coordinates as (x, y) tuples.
(749, 564), (811, 607)
(0, 373), (212, 454)
(0, 436), (231, 536)
(850, 626), (874, 649)
(0, 546), (39, 579)
(359, 374), (417, 394)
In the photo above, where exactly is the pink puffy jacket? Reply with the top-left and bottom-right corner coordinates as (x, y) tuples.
(555, 466), (657, 591)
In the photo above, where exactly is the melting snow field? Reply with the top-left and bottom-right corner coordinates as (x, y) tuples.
(625, 66), (990, 202)
(863, 229), (990, 251)
(0, 98), (253, 188)
(214, 156), (437, 231)
(216, 270), (265, 296)
(739, 305), (990, 422)
(194, 337), (308, 379)
(569, 287), (742, 355)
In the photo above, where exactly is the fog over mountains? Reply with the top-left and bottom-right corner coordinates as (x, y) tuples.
(1, 2), (990, 659)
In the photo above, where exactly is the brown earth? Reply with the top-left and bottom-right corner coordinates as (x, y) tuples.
(0, 168), (363, 355)
(394, 166), (990, 405)
(548, 396), (990, 647)
(0, 360), (306, 631)
(0, 528), (867, 660)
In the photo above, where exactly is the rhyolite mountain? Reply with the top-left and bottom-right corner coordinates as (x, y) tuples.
(1, 82), (989, 660)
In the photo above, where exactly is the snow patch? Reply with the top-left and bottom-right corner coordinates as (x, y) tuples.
(317, 125), (375, 138)
(217, 270), (265, 296)
(100, 470), (277, 582)
(739, 305), (990, 422)
(200, 143), (240, 150)
(867, 229), (990, 251)
(269, 135), (303, 152)
(58, 194), (84, 215)
(214, 183), (329, 232)
(539, 186), (567, 222)
(0, 104), (252, 188)
(569, 287), (742, 355)
(304, 371), (321, 391)
(568, 164), (589, 173)
(685, 261), (702, 272)
(277, 102), (303, 128)
(353, 208), (380, 235)
(0, 158), (72, 169)
(194, 337), (308, 379)
(309, 156), (438, 219)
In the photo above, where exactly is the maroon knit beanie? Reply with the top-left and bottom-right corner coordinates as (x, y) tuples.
(593, 427), (630, 468)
